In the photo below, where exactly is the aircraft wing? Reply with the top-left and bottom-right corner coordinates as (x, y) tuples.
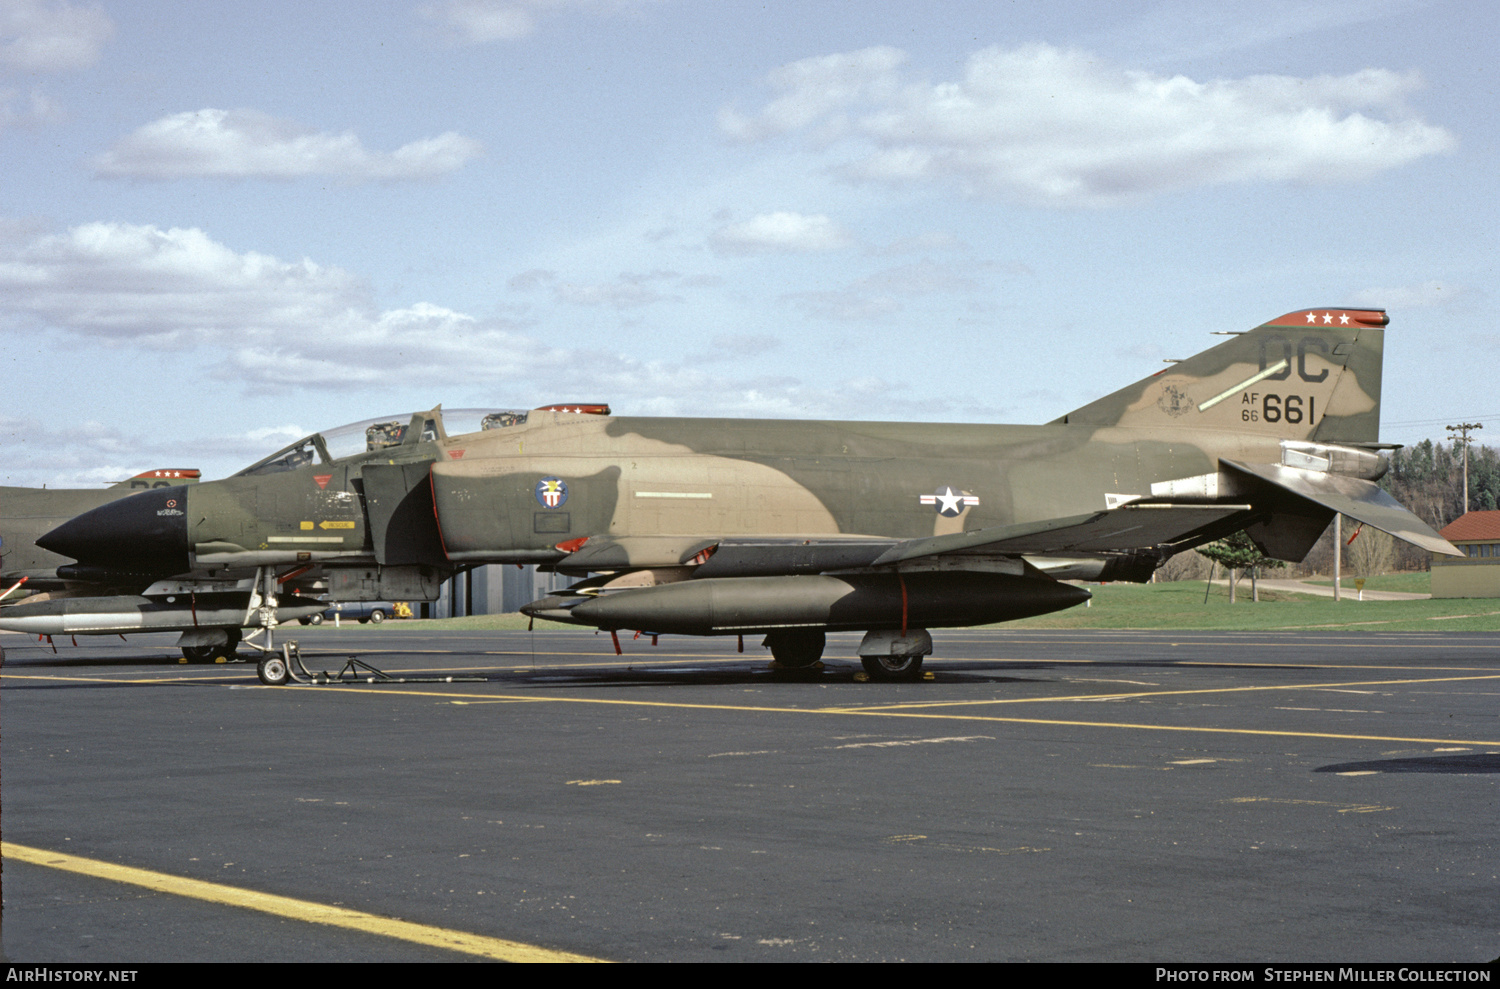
(866, 504), (1252, 567)
(552, 504), (1252, 580)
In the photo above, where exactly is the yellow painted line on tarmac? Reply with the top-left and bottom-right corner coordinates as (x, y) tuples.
(2, 842), (606, 963)
(973, 656), (1497, 671)
(301, 684), (1500, 748)
(843, 674), (1500, 712)
(0, 653), (754, 685)
(0, 672), (235, 685)
(963, 637), (1500, 650)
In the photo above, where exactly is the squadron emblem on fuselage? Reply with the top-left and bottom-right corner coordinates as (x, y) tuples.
(535, 477), (569, 509)
(1157, 384), (1192, 418)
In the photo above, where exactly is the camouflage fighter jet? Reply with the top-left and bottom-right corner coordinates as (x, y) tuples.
(17, 309), (1460, 684)
(0, 418), (461, 660)
(0, 468), (222, 660)
(2, 469), (204, 589)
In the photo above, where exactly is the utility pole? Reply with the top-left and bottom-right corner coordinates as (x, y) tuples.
(1333, 514), (1341, 602)
(1446, 422), (1484, 515)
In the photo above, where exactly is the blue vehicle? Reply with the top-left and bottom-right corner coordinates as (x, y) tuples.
(299, 601), (403, 625)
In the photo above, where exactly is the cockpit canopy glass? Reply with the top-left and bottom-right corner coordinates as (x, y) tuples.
(232, 408), (532, 476)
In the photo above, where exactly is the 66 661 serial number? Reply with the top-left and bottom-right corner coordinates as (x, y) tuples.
(1242, 393), (1316, 424)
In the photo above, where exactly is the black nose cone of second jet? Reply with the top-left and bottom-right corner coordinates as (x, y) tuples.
(38, 485), (192, 577)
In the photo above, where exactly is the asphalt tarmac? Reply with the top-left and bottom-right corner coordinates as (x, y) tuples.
(2, 625), (1497, 963)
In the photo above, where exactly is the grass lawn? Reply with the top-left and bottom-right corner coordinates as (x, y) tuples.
(1299, 571), (1432, 594)
(1002, 579), (1500, 631)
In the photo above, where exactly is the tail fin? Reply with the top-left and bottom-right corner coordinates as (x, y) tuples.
(1053, 308), (1386, 443)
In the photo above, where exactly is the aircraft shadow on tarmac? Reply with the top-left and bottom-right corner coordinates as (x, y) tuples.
(498, 667), (1042, 689)
(2, 653), (221, 669)
(1315, 754), (1500, 775)
(277, 656), (1044, 689)
(2, 645), (1054, 686)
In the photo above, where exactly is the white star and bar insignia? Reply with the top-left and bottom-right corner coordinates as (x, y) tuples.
(919, 485), (980, 517)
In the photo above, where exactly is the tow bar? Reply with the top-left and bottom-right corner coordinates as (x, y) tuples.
(256, 641), (488, 686)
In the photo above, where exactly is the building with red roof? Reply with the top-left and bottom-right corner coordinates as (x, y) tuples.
(1431, 511), (1500, 598)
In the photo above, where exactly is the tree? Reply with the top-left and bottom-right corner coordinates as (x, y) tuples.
(1346, 525), (1394, 581)
(1198, 531), (1286, 603)
(1381, 439), (1498, 569)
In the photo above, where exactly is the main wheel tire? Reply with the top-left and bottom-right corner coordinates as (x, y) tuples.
(861, 654), (925, 681)
(765, 629), (825, 668)
(368, 609), (386, 624)
(257, 654), (289, 686)
(181, 644), (218, 663)
(216, 628), (243, 661)
(307, 613), (325, 625)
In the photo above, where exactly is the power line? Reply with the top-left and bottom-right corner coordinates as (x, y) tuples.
(1384, 412), (1500, 428)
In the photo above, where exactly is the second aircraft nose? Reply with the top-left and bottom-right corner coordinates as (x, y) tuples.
(37, 484), (192, 577)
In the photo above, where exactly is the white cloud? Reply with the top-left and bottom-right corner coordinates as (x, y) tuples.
(784, 258), (1017, 322)
(507, 267), (689, 309)
(0, 221), (847, 415)
(0, 221), (364, 344)
(0, 1), (111, 133)
(710, 211), (852, 255)
(723, 43), (1456, 207)
(421, 0), (664, 44)
(0, 414), (309, 488)
(719, 46), (906, 142)
(93, 108), (481, 181)
(0, 219), (1012, 483)
(0, 84), (60, 128)
(0, 0), (112, 73)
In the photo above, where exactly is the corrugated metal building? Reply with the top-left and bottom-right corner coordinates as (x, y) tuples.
(428, 564), (574, 618)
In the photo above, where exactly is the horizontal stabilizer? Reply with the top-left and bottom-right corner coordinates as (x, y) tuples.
(1220, 460), (1462, 557)
(871, 504), (1252, 566)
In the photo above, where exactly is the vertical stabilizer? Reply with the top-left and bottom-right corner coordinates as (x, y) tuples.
(1053, 308), (1386, 443)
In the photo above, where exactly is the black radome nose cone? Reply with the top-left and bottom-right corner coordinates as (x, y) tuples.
(38, 484), (191, 577)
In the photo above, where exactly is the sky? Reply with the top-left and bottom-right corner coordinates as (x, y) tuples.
(2, 0), (1496, 487)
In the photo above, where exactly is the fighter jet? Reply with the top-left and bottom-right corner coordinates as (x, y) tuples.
(0, 426), (441, 660)
(0, 469), (238, 653)
(2, 469), (204, 585)
(14, 308), (1460, 683)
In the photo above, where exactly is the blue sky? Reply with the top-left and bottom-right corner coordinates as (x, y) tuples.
(2, 0), (1495, 486)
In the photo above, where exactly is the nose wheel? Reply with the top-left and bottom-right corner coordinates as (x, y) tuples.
(257, 653), (289, 686)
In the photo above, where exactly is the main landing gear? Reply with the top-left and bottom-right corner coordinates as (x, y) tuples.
(763, 629), (826, 669)
(180, 628), (243, 663)
(856, 629), (933, 682)
(860, 653), (925, 680)
(760, 628), (932, 681)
